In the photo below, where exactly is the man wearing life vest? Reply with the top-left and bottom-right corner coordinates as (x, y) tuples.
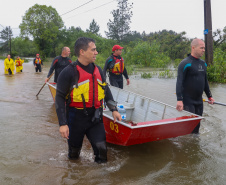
(15, 56), (24, 73)
(4, 54), (15, 75)
(33, 54), (42, 72)
(55, 37), (121, 164)
(103, 45), (130, 89)
(45, 47), (72, 83)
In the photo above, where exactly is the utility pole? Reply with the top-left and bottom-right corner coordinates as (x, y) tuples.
(9, 26), (11, 56)
(204, 0), (213, 65)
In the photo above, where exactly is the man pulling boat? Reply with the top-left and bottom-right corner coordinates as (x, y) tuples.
(55, 37), (121, 163)
(176, 38), (214, 134)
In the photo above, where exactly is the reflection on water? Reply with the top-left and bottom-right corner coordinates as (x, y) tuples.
(0, 59), (226, 184)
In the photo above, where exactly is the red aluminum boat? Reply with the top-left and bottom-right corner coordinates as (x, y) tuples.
(46, 83), (203, 146)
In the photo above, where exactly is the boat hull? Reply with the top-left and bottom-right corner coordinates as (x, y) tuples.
(103, 114), (201, 146)
(47, 82), (56, 102)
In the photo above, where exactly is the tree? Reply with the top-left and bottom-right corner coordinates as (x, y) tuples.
(106, 0), (133, 41)
(147, 30), (190, 60)
(213, 27), (226, 50)
(86, 19), (100, 35)
(19, 4), (64, 58)
(11, 37), (37, 57)
(0, 26), (13, 54)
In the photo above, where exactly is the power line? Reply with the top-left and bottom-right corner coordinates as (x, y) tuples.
(60, 0), (94, 16)
(0, 24), (5, 29)
(65, 0), (116, 20)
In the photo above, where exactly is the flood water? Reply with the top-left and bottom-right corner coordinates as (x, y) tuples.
(0, 59), (226, 185)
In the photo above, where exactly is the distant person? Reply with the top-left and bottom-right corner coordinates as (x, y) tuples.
(45, 47), (72, 83)
(33, 54), (42, 72)
(4, 54), (15, 75)
(103, 45), (130, 89)
(176, 38), (214, 134)
(15, 56), (24, 73)
(55, 37), (121, 163)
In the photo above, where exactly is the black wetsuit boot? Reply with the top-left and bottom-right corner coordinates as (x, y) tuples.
(68, 145), (81, 160)
(93, 141), (107, 163)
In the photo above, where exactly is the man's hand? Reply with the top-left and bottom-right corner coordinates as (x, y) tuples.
(45, 78), (49, 83)
(126, 79), (130, 85)
(208, 97), (215, 104)
(59, 125), (69, 139)
(112, 111), (122, 123)
(176, 101), (183, 111)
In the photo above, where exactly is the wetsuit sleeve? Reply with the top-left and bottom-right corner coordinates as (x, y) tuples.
(55, 65), (74, 126)
(204, 72), (212, 98)
(103, 57), (111, 80)
(176, 60), (187, 101)
(47, 57), (57, 78)
(122, 66), (129, 79)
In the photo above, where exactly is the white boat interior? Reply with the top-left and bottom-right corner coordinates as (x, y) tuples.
(104, 86), (195, 123)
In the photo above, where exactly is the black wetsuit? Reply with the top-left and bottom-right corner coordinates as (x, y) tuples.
(55, 60), (114, 163)
(33, 58), (42, 72)
(103, 54), (129, 89)
(176, 54), (212, 133)
(47, 56), (72, 83)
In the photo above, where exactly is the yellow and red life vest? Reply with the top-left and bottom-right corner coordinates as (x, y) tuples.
(111, 56), (124, 74)
(69, 65), (106, 109)
(34, 58), (42, 64)
(15, 59), (23, 66)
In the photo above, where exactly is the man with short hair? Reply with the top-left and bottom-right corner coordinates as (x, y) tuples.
(55, 37), (121, 163)
(176, 38), (214, 134)
(45, 47), (72, 83)
(4, 54), (15, 75)
(33, 54), (42, 72)
(103, 45), (130, 89)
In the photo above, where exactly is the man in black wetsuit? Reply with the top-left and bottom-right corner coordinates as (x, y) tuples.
(103, 45), (130, 89)
(45, 47), (72, 83)
(33, 54), (42, 72)
(55, 37), (121, 163)
(176, 38), (214, 134)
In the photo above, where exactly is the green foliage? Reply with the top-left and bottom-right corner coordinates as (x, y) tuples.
(0, 26), (13, 53)
(147, 30), (191, 60)
(158, 70), (175, 78)
(11, 37), (37, 57)
(71, 55), (77, 62)
(173, 58), (183, 68)
(86, 19), (100, 35)
(19, 4), (64, 59)
(124, 41), (171, 67)
(141, 72), (152, 78)
(207, 48), (226, 83)
(106, 0), (133, 41)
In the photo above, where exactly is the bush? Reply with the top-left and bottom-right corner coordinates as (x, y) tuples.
(124, 41), (171, 68)
(207, 48), (226, 83)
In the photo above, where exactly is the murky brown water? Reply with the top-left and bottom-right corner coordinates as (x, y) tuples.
(0, 59), (226, 185)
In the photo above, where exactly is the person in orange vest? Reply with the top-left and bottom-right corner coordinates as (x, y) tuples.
(103, 45), (130, 89)
(55, 37), (121, 163)
(33, 54), (42, 72)
(15, 56), (24, 73)
(4, 54), (15, 75)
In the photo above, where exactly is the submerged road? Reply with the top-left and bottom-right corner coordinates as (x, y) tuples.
(0, 59), (226, 184)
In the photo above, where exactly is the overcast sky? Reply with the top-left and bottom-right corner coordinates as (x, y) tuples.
(0, 0), (225, 40)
